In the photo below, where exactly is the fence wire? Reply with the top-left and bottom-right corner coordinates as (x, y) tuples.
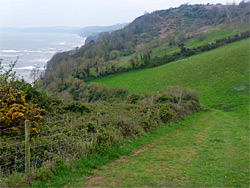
(0, 116), (96, 177)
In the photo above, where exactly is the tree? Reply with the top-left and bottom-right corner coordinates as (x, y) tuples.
(238, 0), (250, 35)
(30, 66), (41, 82)
(225, 1), (250, 35)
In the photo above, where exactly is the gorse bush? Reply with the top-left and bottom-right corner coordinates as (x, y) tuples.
(0, 83), (42, 135)
(0, 60), (44, 135)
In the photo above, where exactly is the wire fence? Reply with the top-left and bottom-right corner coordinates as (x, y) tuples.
(0, 116), (97, 177)
(0, 105), (152, 177)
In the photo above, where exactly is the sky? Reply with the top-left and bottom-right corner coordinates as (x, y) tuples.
(0, 0), (241, 28)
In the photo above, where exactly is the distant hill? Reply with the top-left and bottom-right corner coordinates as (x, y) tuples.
(0, 26), (81, 34)
(0, 23), (127, 37)
(79, 23), (128, 39)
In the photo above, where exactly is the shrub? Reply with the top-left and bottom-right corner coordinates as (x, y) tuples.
(127, 93), (141, 104)
(167, 86), (199, 104)
(155, 92), (175, 103)
(0, 60), (44, 135)
(62, 102), (91, 113)
(94, 125), (122, 154)
(0, 83), (42, 135)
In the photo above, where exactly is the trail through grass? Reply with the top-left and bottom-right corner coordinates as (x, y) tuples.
(67, 109), (249, 187)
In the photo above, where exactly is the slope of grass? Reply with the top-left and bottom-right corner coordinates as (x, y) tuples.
(92, 38), (250, 114)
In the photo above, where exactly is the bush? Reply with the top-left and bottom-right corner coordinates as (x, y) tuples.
(62, 102), (91, 113)
(155, 92), (175, 103)
(159, 105), (177, 123)
(127, 93), (141, 104)
(94, 125), (122, 154)
(0, 83), (42, 135)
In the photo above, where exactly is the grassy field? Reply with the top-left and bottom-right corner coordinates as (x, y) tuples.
(32, 39), (249, 187)
(92, 38), (249, 114)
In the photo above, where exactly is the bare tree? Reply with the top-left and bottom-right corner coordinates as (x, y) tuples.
(225, 1), (250, 35)
(238, 0), (250, 35)
(30, 66), (41, 82)
(167, 86), (186, 104)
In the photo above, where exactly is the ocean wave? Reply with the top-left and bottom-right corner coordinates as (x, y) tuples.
(33, 58), (50, 63)
(1, 50), (20, 53)
(0, 54), (21, 58)
(14, 66), (35, 70)
(37, 50), (56, 54)
(23, 50), (37, 53)
(58, 42), (66, 45)
(22, 50), (55, 54)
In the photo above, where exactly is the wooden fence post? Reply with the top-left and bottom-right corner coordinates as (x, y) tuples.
(25, 120), (31, 174)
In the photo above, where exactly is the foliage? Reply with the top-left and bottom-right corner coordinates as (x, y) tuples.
(127, 93), (140, 104)
(40, 3), (249, 94)
(0, 83), (42, 134)
(91, 38), (249, 114)
(62, 102), (91, 113)
(0, 83), (201, 178)
(0, 60), (44, 135)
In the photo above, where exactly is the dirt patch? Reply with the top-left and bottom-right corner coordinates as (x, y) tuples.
(91, 169), (98, 173)
(109, 163), (115, 166)
(131, 148), (147, 156)
(117, 158), (130, 162)
(90, 177), (103, 181)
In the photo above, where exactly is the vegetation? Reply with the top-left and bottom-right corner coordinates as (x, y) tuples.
(0, 60), (201, 187)
(68, 109), (249, 187)
(31, 37), (249, 187)
(40, 2), (250, 98)
(0, 60), (44, 135)
(1, 2), (249, 187)
(92, 38), (249, 113)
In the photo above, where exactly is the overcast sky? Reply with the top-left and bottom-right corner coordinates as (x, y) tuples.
(0, 0), (241, 28)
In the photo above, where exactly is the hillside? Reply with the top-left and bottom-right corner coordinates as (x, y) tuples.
(91, 38), (249, 113)
(32, 39), (250, 187)
(83, 39), (250, 187)
(40, 2), (249, 101)
(79, 23), (127, 41)
(2, 2), (249, 187)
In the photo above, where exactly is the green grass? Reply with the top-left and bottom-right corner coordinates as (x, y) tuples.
(91, 38), (250, 113)
(184, 26), (237, 48)
(117, 56), (132, 68)
(117, 24), (246, 66)
(151, 44), (178, 58)
(72, 109), (249, 187)
(31, 113), (191, 188)
(32, 39), (249, 187)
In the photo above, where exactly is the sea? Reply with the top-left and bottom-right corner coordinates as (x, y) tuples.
(0, 32), (85, 83)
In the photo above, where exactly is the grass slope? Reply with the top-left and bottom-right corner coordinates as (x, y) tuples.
(92, 38), (249, 114)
